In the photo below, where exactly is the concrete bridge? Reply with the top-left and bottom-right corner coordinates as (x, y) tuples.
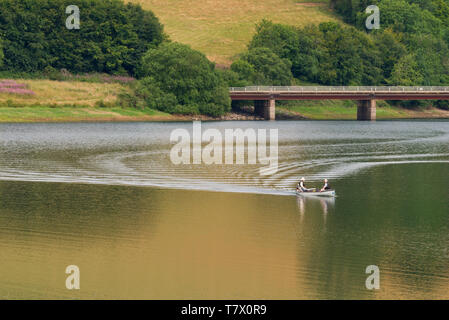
(229, 86), (449, 120)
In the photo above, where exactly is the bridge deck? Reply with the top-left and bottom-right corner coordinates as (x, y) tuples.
(230, 86), (449, 100)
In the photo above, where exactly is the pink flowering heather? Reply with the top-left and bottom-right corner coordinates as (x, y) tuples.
(0, 80), (35, 95)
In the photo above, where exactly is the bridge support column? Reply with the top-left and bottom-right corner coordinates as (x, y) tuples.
(357, 99), (376, 121)
(264, 99), (275, 120)
(254, 100), (275, 120)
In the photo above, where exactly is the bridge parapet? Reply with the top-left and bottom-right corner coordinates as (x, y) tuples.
(230, 86), (449, 93)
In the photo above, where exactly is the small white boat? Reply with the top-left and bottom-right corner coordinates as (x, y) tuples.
(296, 190), (336, 197)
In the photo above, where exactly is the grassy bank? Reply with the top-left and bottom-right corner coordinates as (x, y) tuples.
(1, 103), (448, 123)
(278, 100), (449, 120)
(128, 0), (338, 65)
(0, 79), (174, 122)
(0, 106), (174, 123)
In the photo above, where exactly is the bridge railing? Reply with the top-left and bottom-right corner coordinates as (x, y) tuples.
(230, 86), (449, 92)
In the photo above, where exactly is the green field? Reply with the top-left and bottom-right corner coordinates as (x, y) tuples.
(278, 100), (449, 120)
(0, 79), (176, 122)
(0, 106), (173, 122)
(128, 0), (338, 65)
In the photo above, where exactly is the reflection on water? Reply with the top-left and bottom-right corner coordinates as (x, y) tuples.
(0, 121), (448, 299)
(296, 196), (335, 227)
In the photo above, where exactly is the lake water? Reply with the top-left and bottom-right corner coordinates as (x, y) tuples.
(0, 120), (448, 299)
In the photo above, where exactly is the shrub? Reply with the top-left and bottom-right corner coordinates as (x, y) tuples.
(435, 100), (449, 110)
(127, 42), (230, 116)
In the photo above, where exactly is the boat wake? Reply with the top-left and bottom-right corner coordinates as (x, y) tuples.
(0, 121), (448, 196)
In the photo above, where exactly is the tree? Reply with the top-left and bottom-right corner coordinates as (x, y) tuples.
(433, 0), (449, 25)
(360, 0), (443, 36)
(0, 39), (3, 68)
(318, 22), (382, 85)
(231, 47), (292, 85)
(334, 0), (376, 24)
(0, 0), (165, 75)
(407, 34), (449, 85)
(373, 29), (407, 80)
(246, 20), (383, 86)
(126, 42), (230, 116)
(388, 54), (423, 85)
(249, 20), (299, 63)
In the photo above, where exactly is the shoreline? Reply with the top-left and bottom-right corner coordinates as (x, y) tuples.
(2, 79), (448, 122)
(0, 108), (449, 123)
(0, 106), (448, 123)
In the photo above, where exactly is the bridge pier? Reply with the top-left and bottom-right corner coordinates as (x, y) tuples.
(357, 99), (376, 121)
(254, 99), (276, 120)
(265, 99), (275, 120)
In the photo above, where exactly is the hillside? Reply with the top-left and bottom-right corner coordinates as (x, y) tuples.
(127, 0), (339, 65)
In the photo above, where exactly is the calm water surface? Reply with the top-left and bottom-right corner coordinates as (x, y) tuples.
(0, 121), (448, 299)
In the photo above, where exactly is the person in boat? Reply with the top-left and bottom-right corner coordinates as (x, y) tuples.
(297, 177), (312, 192)
(320, 179), (331, 192)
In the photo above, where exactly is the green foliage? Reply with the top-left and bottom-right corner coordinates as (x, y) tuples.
(335, 0), (446, 36)
(334, 0), (377, 24)
(231, 47), (292, 85)
(247, 20), (382, 85)
(434, 100), (449, 110)
(329, 0), (449, 109)
(249, 20), (299, 61)
(407, 34), (449, 85)
(433, 0), (449, 25)
(318, 22), (383, 85)
(374, 0), (442, 36)
(373, 29), (407, 80)
(0, 39), (3, 68)
(0, 0), (165, 75)
(120, 77), (180, 112)
(216, 68), (249, 87)
(123, 42), (230, 116)
(388, 54), (423, 85)
(248, 20), (321, 82)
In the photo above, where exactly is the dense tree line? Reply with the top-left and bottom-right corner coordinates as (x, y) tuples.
(332, 0), (449, 88)
(0, 0), (165, 75)
(335, 0), (449, 108)
(237, 20), (389, 86)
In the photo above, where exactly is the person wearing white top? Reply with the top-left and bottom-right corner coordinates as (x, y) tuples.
(320, 179), (331, 192)
(297, 177), (312, 192)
